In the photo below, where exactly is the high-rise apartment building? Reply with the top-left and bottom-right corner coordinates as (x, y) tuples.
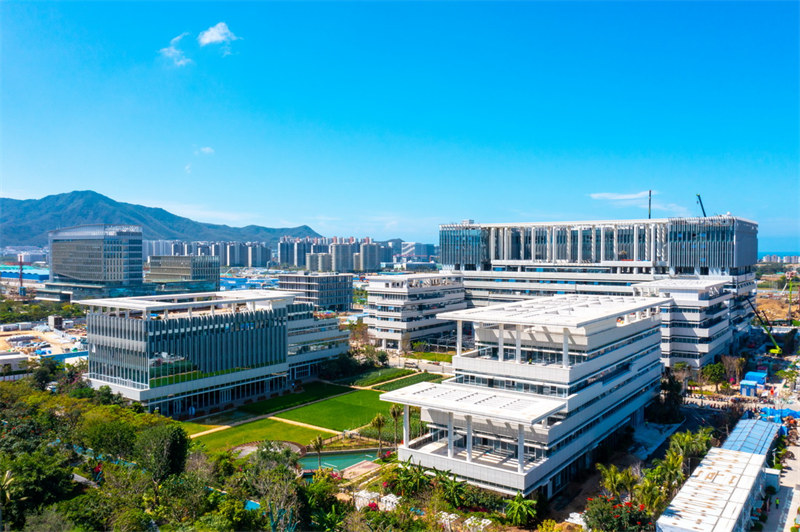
(359, 242), (381, 272)
(224, 242), (247, 267)
(330, 243), (355, 272)
(381, 294), (667, 497)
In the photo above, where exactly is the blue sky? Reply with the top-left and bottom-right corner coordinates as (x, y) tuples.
(2, 2), (798, 250)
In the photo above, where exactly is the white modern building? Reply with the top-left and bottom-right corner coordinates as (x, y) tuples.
(381, 294), (669, 497)
(365, 273), (466, 351)
(439, 216), (758, 366)
(635, 279), (733, 368)
(78, 290), (349, 415)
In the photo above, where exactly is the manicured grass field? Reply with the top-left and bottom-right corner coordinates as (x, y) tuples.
(238, 382), (352, 416)
(408, 352), (453, 363)
(194, 418), (332, 452)
(276, 390), (392, 431)
(373, 372), (445, 392)
(337, 367), (413, 387)
(183, 421), (219, 436)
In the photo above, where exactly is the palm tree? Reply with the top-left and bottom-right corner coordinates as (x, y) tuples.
(312, 504), (347, 532)
(0, 470), (23, 531)
(390, 404), (403, 448)
(439, 475), (467, 508)
(596, 463), (625, 498)
(635, 477), (666, 515)
(505, 492), (537, 527)
(371, 413), (387, 458)
(310, 435), (325, 470)
(619, 467), (638, 502)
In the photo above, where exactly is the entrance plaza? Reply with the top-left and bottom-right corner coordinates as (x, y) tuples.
(382, 294), (670, 496)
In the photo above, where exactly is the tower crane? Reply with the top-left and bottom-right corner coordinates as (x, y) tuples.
(696, 194), (707, 217)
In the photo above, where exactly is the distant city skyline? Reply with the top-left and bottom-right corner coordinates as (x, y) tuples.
(2, 2), (798, 251)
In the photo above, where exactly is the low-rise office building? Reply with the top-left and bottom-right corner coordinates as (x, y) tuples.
(146, 255), (220, 288)
(78, 290), (348, 416)
(365, 272), (466, 351)
(277, 272), (353, 312)
(657, 419), (780, 532)
(381, 294), (668, 497)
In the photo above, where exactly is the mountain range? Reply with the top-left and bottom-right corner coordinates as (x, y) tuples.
(0, 191), (321, 247)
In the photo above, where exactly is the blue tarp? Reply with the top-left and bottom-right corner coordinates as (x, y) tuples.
(761, 407), (800, 419)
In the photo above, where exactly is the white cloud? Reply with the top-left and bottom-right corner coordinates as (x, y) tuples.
(194, 146), (214, 156)
(589, 191), (653, 201)
(184, 164), (191, 174)
(198, 22), (239, 47)
(159, 33), (193, 66)
(589, 190), (691, 217)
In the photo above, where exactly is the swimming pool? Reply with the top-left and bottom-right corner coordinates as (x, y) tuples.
(300, 451), (377, 471)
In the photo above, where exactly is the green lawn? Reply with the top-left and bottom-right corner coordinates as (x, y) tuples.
(183, 421), (219, 436)
(408, 352), (453, 363)
(194, 418), (332, 452)
(276, 390), (392, 431)
(336, 367), (413, 387)
(373, 372), (445, 392)
(238, 382), (352, 416)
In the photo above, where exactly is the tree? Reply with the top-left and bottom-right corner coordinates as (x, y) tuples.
(371, 413), (387, 458)
(134, 424), (190, 505)
(504, 492), (537, 527)
(389, 404), (403, 448)
(634, 476), (667, 515)
(0, 470), (24, 531)
(701, 363), (726, 393)
(596, 463), (625, 498)
(721, 355), (746, 382)
(312, 504), (347, 532)
(311, 435), (325, 470)
(82, 418), (136, 462)
(439, 475), (466, 508)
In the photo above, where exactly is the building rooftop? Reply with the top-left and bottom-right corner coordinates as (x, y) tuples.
(76, 290), (297, 314)
(656, 447), (766, 532)
(437, 294), (671, 329)
(366, 272), (461, 281)
(380, 382), (565, 425)
(441, 214), (757, 228)
(720, 419), (780, 456)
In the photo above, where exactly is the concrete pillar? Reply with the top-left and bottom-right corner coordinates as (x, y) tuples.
(634, 225), (640, 262)
(600, 227), (606, 261)
(490, 228), (496, 260)
(517, 424), (525, 473)
(562, 328), (570, 367)
(591, 226), (597, 262)
(576, 228), (582, 263)
(613, 227), (619, 259)
(498, 323), (505, 361)
(447, 412), (454, 458)
(515, 324), (522, 363)
(403, 405), (410, 446)
(456, 320), (463, 357)
(649, 225), (656, 263)
(466, 415), (473, 463)
(187, 307), (192, 319)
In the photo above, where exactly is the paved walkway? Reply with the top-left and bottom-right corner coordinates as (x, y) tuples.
(269, 416), (339, 434)
(781, 444), (800, 531)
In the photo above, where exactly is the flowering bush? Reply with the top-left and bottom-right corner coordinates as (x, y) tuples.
(583, 495), (652, 532)
(367, 501), (379, 511)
